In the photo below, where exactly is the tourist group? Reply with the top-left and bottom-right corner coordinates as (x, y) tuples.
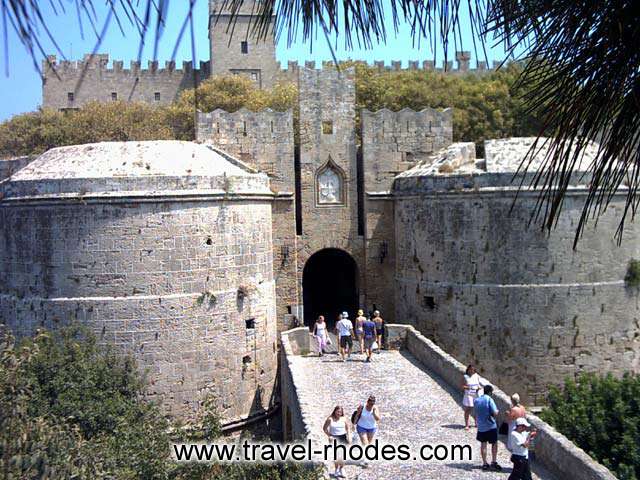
(312, 310), (537, 479)
(463, 365), (538, 479)
(311, 309), (385, 362)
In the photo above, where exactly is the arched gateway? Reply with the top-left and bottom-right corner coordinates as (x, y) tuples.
(302, 249), (359, 328)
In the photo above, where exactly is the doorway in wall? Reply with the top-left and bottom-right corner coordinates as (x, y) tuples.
(302, 248), (359, 329)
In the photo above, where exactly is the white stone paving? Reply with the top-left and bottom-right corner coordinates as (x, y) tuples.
(290, 349), (556, 480)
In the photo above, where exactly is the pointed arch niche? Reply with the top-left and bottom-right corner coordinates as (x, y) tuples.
(315, 157), (346, 206)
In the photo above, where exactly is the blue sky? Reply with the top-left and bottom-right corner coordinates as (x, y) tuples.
(0, 0), (510, 121)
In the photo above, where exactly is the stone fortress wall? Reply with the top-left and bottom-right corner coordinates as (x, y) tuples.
(361, 107), (453, 320)
(197, 108), (299, 328)
(393, 138), (640, 404)
(42, 54), (210, 110)
(41, 51), (500, 111)
(0, 156), (35, 182)
(0, 142), (279, 423)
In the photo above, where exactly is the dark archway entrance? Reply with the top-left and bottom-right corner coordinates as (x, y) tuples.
(303, 248), (358, 328)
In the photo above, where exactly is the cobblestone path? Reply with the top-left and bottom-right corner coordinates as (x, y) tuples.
(290, 349), (556, 480)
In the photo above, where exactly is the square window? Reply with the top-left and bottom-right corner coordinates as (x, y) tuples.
(245, 318), (255, 330)
(322, 121), (333, 135)
(241, 41), (248, 54)
(111, 92), (117, 101)
(67, 92), (74, 103)
(154, 92), (161, 101)
(250, 72), (258, 81)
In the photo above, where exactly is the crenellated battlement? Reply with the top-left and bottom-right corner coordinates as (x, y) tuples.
(196, 108), (295, 191)
(361, 106), (454, 192)
(277, 51), (503, 76)
(43, 54), (210, 77)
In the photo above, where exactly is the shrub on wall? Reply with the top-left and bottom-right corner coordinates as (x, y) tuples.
(540, 373), (640, 480)
(0, 327), (320, 480)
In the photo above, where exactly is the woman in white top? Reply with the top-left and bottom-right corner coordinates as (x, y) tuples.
(355, 395), (381, 445)
(323, 405), (351, 478)
(462, 364), (482, 430)
(313, 315), (328, 356)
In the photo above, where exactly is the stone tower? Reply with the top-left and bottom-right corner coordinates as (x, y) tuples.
(208, 0), (279, 88)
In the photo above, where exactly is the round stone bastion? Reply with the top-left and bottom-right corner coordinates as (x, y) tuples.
(393, 139), (640, 405)
(0, 140), (277, 423)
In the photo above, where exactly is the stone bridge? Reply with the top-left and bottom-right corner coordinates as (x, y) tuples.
(280, 325), (616, 480)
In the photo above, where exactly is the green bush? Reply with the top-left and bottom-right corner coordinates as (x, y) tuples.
(0, 327), (321, 480)
(541, 373), (640, 479)
(0, 102), (174, 157)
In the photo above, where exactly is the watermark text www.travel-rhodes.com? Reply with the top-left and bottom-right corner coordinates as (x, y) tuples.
(172, 439), (472, 464)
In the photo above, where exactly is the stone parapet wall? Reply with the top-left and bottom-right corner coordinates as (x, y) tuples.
(396, 325), (616, 480)
(280, 328), (314, 440)
(393, 169), (593, 193)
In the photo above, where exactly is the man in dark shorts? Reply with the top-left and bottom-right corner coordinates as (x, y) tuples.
(335, 313), (354, 362)
(473, 384), (502, 471)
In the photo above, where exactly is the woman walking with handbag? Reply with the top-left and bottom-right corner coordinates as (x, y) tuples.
(355, 395), (381, 445)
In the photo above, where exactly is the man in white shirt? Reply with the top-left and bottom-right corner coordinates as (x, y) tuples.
(335, 312), (354, 362)
(508, 417), (537, 480)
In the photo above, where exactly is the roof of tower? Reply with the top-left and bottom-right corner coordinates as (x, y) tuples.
(1, 140), (271, 200)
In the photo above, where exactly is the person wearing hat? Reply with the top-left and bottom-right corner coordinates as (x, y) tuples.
(335, 312), (354, 362)
(508, 417), (537, 480)
(355, 309), (367, 354)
